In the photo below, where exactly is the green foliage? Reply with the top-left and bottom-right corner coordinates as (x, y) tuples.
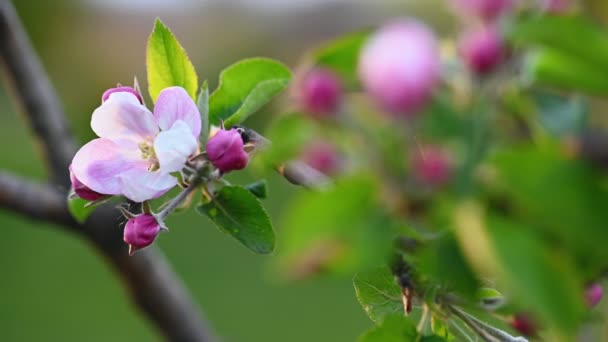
(509, 15), (608, 94)
(358, 314), (446, 342)
(197, 81), (210, 144)
(209, 58), (291, 127)
(486, 214), (585, 337)
(197, 185), (275, 254)
(146, 19), (198, 102)
(244, 180), (268, 199)
(353, 266), (402, 323)
(259, 113), (316, 166)
(312, 30), (370, 88)
(278, 175), (396, 277)
(67, 197), (95, 224)
(533, 90), (587, 137)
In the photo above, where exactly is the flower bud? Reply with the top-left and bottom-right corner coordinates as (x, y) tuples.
(206, 128), (249, 173)
(510, 313), (538, 337)
(458, 26), (504, 75)
(585, 282), (603, 308)
(102, 86), (143, 104)
(300, 141), (341, 176)
(123, 214), (161, 255)
(359, 19), (440, 117)
(296, 68), (342, 118)
(450, 0), (513, 22)
(69, 164), (106, 201)
(411, 146), (453, 186)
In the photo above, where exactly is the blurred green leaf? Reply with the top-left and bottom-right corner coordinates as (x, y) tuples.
(312, 30), (370, 88)
(197, 81), (210, 144)
(244, 180), (267, 199)
(209, 58), (291, 127)
(279, 175), (395, 277)
(533, 90), (587, 137)
(508, 15), (608, 74)
(490, 145), (608, 263)
(146, 19), (198, 102)
(477, 287), (504, 310)
(486, 215), (585, 336)
(197, 185), (275, 254)
(67, 197), (95, 224)
(358, 314), (446, 342)
(259, 113), (316, 166)
(353, 265), (402, 323)
(420, 95), (466, 140)
(523, 49), (608, 96)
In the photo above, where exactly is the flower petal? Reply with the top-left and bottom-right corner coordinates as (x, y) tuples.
(154, 120), (198, 174)
(153, 86), (201, 138)
(119, 168), (177, 202)
(91, 92), (158, 142)
(71, 138), (143, 195)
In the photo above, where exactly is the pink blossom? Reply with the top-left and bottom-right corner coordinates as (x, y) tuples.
(585, 283), (603, 308)
(300, 141), (341, 176)
(411, 146), (453, 186)
(539, 0), (569, 13)
(358, 19), (440, 116)
(71, 86), (200, 202)
(206, 129), (249, 173)
(69, 164), (105, 201)
(297, 68), (342, 118)
(123, 214), (161, 255)
(458, 25), (504, 75)
(102, 86), (143, 104)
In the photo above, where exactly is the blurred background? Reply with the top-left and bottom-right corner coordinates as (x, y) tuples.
(0, 0), (450, 341)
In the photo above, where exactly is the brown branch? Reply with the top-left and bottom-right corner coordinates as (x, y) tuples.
(0, 2), (218, 341)
(0, 0), (76, 186)
(0, 172), (218, 341)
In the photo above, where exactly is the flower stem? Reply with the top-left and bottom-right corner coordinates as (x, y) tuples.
(157, 176), (202, 221)
(450, 305), (528, 342)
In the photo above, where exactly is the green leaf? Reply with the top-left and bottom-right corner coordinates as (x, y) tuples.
(358, 314), (447, 342)
(477, 287), (504, 310)
(67, 197), (95, 224)
(197, 185), (274, 254)
(259, 113), (316, 166)
(209, 58), (291, 127)
(523, 49), (608, 96)
(353, 266), (402, 323)
(312, 30), (370, 88)
(244, 180), (267, 199)
(278, 175), (395, 277)
(197, 81), (210, 144)
(508, 15), (608, 74)
(486, 215), (585, 337)
(146, 18), (198, 102)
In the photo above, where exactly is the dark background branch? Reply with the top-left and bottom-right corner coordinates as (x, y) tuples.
(0, 1), (218, 341)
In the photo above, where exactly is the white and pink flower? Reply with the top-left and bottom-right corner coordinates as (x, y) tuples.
(71, 86), (201, 202)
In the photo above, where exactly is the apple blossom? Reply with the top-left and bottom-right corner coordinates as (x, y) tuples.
(123, 214), (162, 255)
(71, 86), (200, 202)
(359, 19), (440, 116)
(458, 25), (504, 75)
(69, 164), (106, 201)
(411, 146), (453, 186)
(510, 313), (538, 337)
(296, 67), (342, 117)
(300, 141), (341, 176)
(102, 86), (143, 104)
(206, 128), (249, 173)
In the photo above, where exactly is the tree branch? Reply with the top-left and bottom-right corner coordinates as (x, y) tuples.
(0, 2), (219, 341)
(0, 0), (76, 186)
(0, 172), (218, 341)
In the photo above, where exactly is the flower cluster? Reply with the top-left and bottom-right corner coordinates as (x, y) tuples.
(69, 85), (253, 253)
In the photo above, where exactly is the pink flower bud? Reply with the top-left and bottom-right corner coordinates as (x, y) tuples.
(450, 0), (513, 22)
(458, 26), (504, 75)
(411, 146), (453, 186)
(510, 313), (538, 337)
(539, 0), (569, 13)
(123, 214), (161, 255)
(297, 68), (342, 118)
(69, 164), (106, 201)
(300, 141), (341, 176)
(359, 19), (440, 117)
(585, 282), (603, 308)
(206, 129), (249, 173)
(102, 86), (143, 104)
